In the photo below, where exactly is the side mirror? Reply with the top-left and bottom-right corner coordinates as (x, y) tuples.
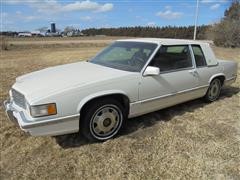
(143, 66), (160, 76)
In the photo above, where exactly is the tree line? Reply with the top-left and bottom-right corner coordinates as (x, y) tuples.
(82, 25), (209, 40)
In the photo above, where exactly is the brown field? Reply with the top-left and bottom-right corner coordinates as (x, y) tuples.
(0, 37), (240, 179)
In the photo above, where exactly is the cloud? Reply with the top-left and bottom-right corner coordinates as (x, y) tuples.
(201, 0), (227, 3)
(201, 0), (214, 3)
(210, 3), (220, 10)
(32, 0), (62, 13)
(5, 0), (23, 4)
(5, 0), (113, 13)
(164, 6), (171, 10)
(80, 16), (92, 21)
(96, 3), (113, 12)
(147, 22), (156, 26)
(1, 12), (8, 18)
(3, 11), (41, 23)
(156, 10), (183, 20)
(14, 11), (41, 22)
(16, 11), (22, 15)
(62, 1), (113, 12)
(128, 8), (133, 12)
(22, 15), (40, 22)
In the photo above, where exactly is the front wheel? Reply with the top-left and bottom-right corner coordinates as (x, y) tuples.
(204, 78), (222, 102)
(80, 98), (126, 141)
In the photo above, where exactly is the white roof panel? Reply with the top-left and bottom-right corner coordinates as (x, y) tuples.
(117, 38), (208, 46)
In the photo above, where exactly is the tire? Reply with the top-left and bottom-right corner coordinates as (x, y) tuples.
(204, 78), (222, 102)
(80, 98), (126, 141)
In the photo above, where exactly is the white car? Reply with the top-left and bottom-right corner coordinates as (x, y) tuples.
(4, 38), (238, 141)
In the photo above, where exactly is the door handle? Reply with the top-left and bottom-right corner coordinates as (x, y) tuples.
(189, 69), (198, 77)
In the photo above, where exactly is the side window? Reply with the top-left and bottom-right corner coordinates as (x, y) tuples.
(149, 45), (192, 72)
(192, 45), (207, 67)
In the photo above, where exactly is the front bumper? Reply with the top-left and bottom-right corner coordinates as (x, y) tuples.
(3, 99), (30, 132)
(3, 100), (79, 136)
(4, 100), (18, 125)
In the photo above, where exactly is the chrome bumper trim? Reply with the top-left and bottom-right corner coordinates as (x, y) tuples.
(22, 114), (80, 129)
(3, 99), (79, 129)
(3, 100), (18, 125)
(225, 76), (237, 82)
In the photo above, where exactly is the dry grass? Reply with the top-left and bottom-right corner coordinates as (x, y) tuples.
(0, 37), (240, 180)
(0, 37), (10, 51)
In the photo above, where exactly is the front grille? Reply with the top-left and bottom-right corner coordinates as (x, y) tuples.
(12, 89), (26, 109)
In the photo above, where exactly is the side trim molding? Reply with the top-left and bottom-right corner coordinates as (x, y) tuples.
(133, 85), (209, 105)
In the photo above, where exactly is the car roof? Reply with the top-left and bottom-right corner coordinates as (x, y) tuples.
(117, 38), (208, 46)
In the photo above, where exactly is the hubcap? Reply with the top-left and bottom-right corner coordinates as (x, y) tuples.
(103, 118), (111, 127)
(90, 105), (122, 138)
(208, 80), (220, 100)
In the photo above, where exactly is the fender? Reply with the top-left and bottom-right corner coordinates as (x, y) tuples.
(76, 90), (129, 113)
(208, 73), (226, 84)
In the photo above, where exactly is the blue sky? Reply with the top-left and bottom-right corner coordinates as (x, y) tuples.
(1, 0), (231, 31)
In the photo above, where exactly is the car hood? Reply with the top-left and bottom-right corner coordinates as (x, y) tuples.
(13, 61), (132, 101)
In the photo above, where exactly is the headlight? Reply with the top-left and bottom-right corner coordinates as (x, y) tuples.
(30, 103), (57, 117)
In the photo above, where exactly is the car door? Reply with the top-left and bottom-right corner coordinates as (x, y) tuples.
(137, 45), (198, 115)
(191, 44), (221, 95)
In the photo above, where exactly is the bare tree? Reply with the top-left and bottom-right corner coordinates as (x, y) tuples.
(208, 0), (240, 47)
(36, 27), (48, 33)
(63, 26), (76, 33)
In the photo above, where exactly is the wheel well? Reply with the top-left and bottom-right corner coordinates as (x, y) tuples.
(80, 94), (130, 117)
(212, 75), (225, 86)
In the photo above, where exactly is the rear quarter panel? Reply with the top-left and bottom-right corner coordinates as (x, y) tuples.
(218, 59), (238, 81)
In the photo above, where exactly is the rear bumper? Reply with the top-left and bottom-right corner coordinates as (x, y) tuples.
(3, 100), (80, 136)
(224, 76), (237, 86)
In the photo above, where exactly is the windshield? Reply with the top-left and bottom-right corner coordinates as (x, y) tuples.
(89, 41), (158, 72)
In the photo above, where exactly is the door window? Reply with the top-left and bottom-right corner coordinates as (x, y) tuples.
(149, 45), (192, 72)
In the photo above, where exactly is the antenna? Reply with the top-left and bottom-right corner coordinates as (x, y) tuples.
(194, 0), (199, 40)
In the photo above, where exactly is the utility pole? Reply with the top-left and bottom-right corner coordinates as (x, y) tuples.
(194, 0), (199, 40)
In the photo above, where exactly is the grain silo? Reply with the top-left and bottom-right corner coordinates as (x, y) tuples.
(51, 23), (56, 33)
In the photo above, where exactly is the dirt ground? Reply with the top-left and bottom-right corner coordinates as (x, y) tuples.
(0, 37), (239, 179)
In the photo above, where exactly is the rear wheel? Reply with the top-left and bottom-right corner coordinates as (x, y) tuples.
(204, 78), (222, 102)
(80, 98), (126, 141)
